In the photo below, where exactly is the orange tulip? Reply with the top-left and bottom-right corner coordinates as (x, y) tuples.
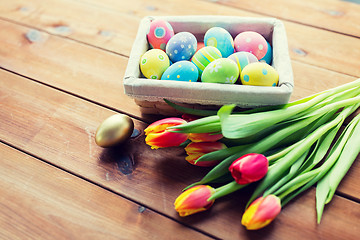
(188, 132), (223, 142)
(174, 185), (215, 217)
(185, 142), (227, 166)
(144, 117), (188, 149)
(242, 195), (281, 230)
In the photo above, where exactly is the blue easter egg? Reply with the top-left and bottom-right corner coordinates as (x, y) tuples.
(166, 32), (197, 63)
(161, 61), (199, 82)
(259, 42), (272, 64)
(204, 27), (234, 58)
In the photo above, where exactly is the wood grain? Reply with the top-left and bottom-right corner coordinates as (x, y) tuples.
(0, 18), (357, 121)
(211, 0), (360, 37)
(0, 143), (212, 240)
(1, 66), (359, 239)
(0, 0), (359, 77)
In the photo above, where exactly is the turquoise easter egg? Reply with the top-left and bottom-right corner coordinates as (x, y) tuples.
(201, 58), (239, 84)
(161, 61), (198, 82)
(204, 27), (234, 58)
(259, 42), (272, 64)
(240, 62), (279, 86)
(166, 32), (197, 62)
(191, 46), (222, 76)
(140, 49), (170, 79)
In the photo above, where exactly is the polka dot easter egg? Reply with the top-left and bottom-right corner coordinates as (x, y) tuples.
(234, 31), (268, 60)
(192, 46), (222, 76)
(166, 32), (197, 63)
(259, 41), (272, 64)
(140, 49), (170, 79)
(204, 27), (234, 58)
(147, 19), (174, 51)
(201, 58), (239, 84)
(161, 61), (198, 82)
(228, 51), (258, 79)
(240, 62), (279, 86)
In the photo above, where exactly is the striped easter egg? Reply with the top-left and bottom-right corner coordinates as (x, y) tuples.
(191, 46), (222, 76)
(228, 52), (258, 79)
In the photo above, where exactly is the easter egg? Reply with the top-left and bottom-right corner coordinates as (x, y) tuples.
(140, 49), (170, 79)
(234, 31), (268, 60)
(191, 46), (222, 76)
(201, 58), (239, 84)
(204, 27), (234, 58)
(240, 62), (279, 86)
(228, 52), (258, 78)
(147, 19), (174, 51)
(259, 42), (272, 64)
(161, 61), (199, 82)
(95, 114), (134, 148)
(166, 32), (197, 62)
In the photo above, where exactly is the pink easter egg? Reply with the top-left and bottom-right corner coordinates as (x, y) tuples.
(147, 19), (174, 51)
(234, 31), (268, 60)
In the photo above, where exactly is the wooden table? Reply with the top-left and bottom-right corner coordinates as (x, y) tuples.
(1, 0), (359, 239)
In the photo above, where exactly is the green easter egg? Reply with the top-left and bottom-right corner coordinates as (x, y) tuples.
(201, 58), (239, 84)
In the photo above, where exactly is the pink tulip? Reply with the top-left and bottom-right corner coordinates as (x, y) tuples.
(242, 195), (281, 230)
(229, 153), (268, 185)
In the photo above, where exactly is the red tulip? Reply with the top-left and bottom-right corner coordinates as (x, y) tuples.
(242, 195), (281, 230)
(144, 117), (188, 149)
(174, 185), (215, 217)
(229, 153), (268, 185)
(185, 142), (227, 166)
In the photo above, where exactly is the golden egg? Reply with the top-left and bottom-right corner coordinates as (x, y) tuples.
(95, 113), (134, 147)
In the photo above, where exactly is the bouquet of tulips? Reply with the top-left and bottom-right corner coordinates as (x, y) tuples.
(144, 79), (360, 230)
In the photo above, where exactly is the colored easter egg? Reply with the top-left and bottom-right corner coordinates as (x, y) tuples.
(201, 58), (239, 84)
(228, 51), (258, 78)
(140, 49), (170, 79)
(147, 19), (174, 51)
(191, 46), (222, 76)
(234, 31), (268, 60)
(240, 62), (279, 86)
(161, 61), (198, 82)
(166, 32), (197, 62)
(204, 27), (234, 58)
(259, 42), (272, 64)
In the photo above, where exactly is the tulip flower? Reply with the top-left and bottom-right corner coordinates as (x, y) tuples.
(174, 185), (215, 217)
(242, 194), (281, 230)
(185, 142), (227, 167)
(144, 118), (188, 149)
(229, 153), (268, 185)
(188, 132), (223, 142)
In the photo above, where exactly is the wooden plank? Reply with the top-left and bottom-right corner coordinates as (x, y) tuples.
(0, 19), (144, 120)
(204, 0), (360, 37)
(0, 0), (359, 77)
(0, 143), (212, 240)
(1, 67), (360, 239)
(0, 18), (357, 121)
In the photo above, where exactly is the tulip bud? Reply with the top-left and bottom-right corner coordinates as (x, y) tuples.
(174, 185), (215, 217)
(242, 195), (281, 230)
(185, 142), (227, 166)
(188, 132), (223, 143)
(229, 153), (268, 185)
(144, 118), (188, 149)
